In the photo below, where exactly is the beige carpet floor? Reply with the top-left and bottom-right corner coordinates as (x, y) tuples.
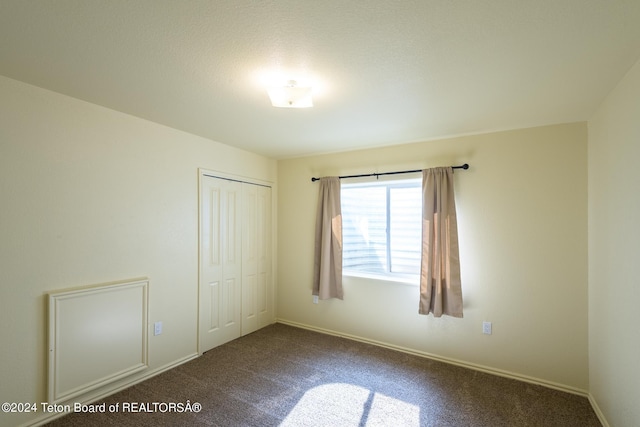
(45, 323), (601, 426)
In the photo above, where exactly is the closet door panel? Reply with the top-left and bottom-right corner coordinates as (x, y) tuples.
(199, 177), (242, 353)
(257, 186), (273, 329)
(242, 183), (258, 335)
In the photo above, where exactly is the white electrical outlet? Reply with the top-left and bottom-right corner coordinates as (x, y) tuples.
(154, 321), (163, 336)
(482, 321), (492, 335)
(313, 295), (319, 304)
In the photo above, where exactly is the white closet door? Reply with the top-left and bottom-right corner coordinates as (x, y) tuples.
(242, 184), (273, 335)
(199, 177), (242, 353)
(256, 185), (273, 329)
(241, 183), (258, 335)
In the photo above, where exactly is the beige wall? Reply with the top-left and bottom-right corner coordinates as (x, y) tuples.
(278, 123), (589, 391)
(588, 58), (640, 426)
(0, 76), (277, 426)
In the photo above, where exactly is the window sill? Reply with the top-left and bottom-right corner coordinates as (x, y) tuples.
(343, 271), (419, 286)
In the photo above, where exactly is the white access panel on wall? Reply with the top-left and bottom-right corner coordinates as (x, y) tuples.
(48, 278), (149, 403)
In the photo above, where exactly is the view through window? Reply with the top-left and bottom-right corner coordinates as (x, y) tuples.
(341, 178), (422, 279)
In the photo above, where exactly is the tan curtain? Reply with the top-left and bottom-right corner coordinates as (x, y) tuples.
(420, 167), (463, 317)
(313, 177), (344, 300)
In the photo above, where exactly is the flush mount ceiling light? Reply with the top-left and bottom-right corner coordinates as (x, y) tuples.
(267, 80), (313, 108)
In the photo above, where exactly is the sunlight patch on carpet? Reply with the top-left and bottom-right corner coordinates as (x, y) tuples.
(279, 383), (420, 427)
(366, 392), (420, 426)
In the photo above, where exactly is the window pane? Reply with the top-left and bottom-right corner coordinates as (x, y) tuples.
(342, 179), (421, 279)
(389, 186), (422, 274)
(341, 186), (387, 273)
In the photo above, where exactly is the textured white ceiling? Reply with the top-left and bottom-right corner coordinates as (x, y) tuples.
(1, 1), (640, 159)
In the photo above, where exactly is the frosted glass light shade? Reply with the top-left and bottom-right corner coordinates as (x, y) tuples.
(267, 82), (313, 108)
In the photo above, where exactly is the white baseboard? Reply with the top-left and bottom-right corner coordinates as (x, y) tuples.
(22, 352), (199, 427)
(276, 318), (589, 397)
(587, 393), (610, 427)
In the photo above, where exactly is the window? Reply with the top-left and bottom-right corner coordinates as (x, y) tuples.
(341, 178), (422, 280)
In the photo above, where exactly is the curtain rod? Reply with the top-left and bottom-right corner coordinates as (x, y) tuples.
(310, 163), (469, 182)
